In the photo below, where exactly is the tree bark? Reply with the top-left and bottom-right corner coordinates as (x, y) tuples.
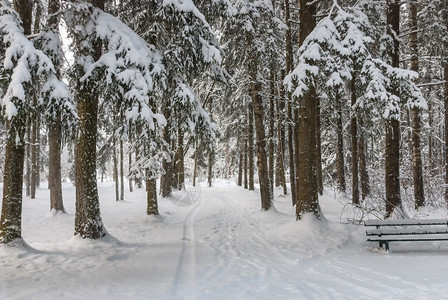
(113, 135), (119, 201)
(410, 2), (424, 209)
(49, 113), (65, 213)
(444, 63), (448, 203)
(285, 0), (296, 205)
(26, 117), (31, 197)
(336, 100), (346, 192)
(316, 96), (323, 196)
(193, 141), (198, 187)
(296, 0), (318, 220)
(276, 70), (287, 195)
(244, 127), (248, 189)
(74, 0), (106, 239)
(238, 152), (243, 186)
(176, 127), (185, 190)
(385, 0), (401, 217)
(248, 36), (273, 210)
(128, 149), (133, 192)
(0, 121), (26, 244)
(269, 69), (275, 193)
(0, 0), (32, 244)
(161, 98), (173, 197)
(248, 101), (255, 191)
(48, 0), (65, 213)
(120, 139), (124, 201)
(358, 117), (369, 200)
(146, 178), (158, 215)
(351, 76), (359, 205)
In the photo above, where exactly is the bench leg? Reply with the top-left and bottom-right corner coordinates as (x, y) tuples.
(379, 241), (389, 251)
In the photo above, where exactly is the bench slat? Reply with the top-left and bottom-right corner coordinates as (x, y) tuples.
(368, 236), (448, 242)
(366, 228), (448, 236)
(364, 219), (448, 227)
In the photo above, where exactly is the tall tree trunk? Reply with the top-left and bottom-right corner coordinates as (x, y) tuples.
(248, 101), (255, 191)
(358, 117), (369, 200)
(276, 70), (287, 195)
(74, 0), (106, 239)
(238, 152), (243, 186)
(385, 0), (401, 217)
(336, 100), (346, 192)
(248, 35), (272, 210)
(177, 127), (185, 190)
(161, 98), (173, 197)
(49, 114), (65, 213)
(410, 2), (424, 209)
(316, 96), (323, 195)
(269, 69), (275, 193)
(48, 0), (65, 213)
(146, 178), (158, 215)
(129, 149), (133, 192)
(444, 63), (448, 203)
(0, 0), (32, 244)
(30, 100), (38, 199)
(26, 117), (31, 197)
(207, 99), (213, 188)
(284, 0), (296, 205)
(193, 141), (198, 187)
(31, 2), (42, 196)
(244, 129), (248, 189)
(296, 0), (318, 220)
(0, 121), (26, 244)
(351, 76), (359, 205)
(120, 139), (124, 201)
(113, 135), (119, 202)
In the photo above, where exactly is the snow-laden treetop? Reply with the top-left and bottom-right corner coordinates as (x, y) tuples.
(0, 1), (70, 124)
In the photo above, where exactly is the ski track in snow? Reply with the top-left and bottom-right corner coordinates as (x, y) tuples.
(1, 181), (448, 299)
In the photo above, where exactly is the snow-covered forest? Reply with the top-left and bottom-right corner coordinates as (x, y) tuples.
(1, 0), (448, 298)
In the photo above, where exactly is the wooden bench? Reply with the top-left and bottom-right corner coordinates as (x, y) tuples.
(364, 219), (448, 251)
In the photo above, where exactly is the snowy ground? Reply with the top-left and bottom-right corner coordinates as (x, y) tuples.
(1, 179), (448, 299)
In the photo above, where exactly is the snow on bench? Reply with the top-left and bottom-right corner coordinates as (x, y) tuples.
(364, 219), (448, 251)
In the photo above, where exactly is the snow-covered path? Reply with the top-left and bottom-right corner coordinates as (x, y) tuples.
(1, 180), (448, 299)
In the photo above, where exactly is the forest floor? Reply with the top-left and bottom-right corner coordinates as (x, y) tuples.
(1, 179), (448, 299)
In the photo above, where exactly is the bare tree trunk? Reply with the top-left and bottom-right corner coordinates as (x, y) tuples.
(48, 0), (65, 213)
(0, 121), (26, 244)
(26, 117), (31, 197)
(113, 135), (119, 201)
(358, 117), (369, 200)
(238, 152), (243, 186)
(248, 35), (272, 210)
(269, 69), (275, 193)
(49, 114), (65, 213)
(410, 2), (424, 209)
(296, 0), (319, 220)
(284, 0), (296, 205)
(276, 70), (287, 195)
(248, 102), (255, 191)
(316, 96), (323, 195)
(135, 149), (142, 188)
(120, 139), (124, 201)
(177, 127), (185, 190)
(31, 104), (38, 199)
(336, 100), (346, 192)
(444, 63), (448, 203)
(0, 1), (31, 243)
(244, 130), (248, 189)
(351, 76), (359, 205)
(385, 0), (401, 217)
(161, 98), (173, 197)
(208, 99), (214, 188)
(193, 141), (198, 187)
(146, 178), (158, 215)
(128, 150), (133, 192)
